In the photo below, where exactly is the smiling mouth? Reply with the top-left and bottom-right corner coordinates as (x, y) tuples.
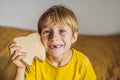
(48, 44), (63, 49)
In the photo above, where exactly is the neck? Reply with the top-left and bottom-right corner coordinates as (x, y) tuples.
(46, 50), (73, 67)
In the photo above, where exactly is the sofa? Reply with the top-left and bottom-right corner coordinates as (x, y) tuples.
(0, 26), (120, 80)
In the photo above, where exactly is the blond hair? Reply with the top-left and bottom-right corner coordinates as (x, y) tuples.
(38, 5), (78, 35)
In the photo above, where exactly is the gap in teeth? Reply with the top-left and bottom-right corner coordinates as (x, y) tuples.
(50, 45), (61, 48)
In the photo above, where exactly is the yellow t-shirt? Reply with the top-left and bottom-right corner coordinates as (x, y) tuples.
(25, 48), (97, 80)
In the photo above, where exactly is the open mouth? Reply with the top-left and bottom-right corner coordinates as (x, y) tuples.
(48, 44), (63, 49)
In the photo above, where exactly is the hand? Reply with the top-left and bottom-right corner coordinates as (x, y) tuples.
(9, 42), (26, 69)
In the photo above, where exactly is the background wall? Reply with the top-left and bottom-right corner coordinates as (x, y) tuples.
(0, 0), (120, 35)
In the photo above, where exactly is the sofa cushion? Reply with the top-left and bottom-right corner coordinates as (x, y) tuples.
(72, 35), (120, 80)
(0, 26), (120, 80)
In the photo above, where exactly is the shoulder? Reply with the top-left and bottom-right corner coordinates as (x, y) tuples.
(72, 48), (90, 63)
(72, 48), (94, 68)
(72, 48), (97, 79)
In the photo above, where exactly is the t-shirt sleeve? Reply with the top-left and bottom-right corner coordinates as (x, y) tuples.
(80, 57), (97, 80)
(24, 60), (36, 80)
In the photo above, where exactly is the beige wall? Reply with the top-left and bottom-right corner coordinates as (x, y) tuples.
(0, 0), (120, 35)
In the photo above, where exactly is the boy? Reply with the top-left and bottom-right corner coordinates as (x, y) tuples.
(9, 5), (97, 80)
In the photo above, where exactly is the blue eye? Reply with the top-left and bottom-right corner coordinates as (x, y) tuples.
(43, 30), (50, 34)
(59, 30), (66, 34)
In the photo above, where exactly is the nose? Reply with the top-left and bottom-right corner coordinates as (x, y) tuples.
(49, 31), (59, 42)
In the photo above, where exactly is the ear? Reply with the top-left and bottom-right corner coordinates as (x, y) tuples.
(71, 31), (78, 44)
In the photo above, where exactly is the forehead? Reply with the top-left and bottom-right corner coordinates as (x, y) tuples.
(42, 18), (69, 29)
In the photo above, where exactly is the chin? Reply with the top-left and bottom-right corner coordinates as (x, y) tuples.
(47, 50), (65, 57)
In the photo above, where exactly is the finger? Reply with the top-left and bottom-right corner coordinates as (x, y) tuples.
(9, 41), (16, 48)
(13, 55), (26, 63)
(11, 51), (26, 60)
(12, 55), (27, 66)
(9, 46), (21, 56)
(12, 51), (27, 60)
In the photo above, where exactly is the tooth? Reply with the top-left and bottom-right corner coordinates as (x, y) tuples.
(51, 45), (55, 48)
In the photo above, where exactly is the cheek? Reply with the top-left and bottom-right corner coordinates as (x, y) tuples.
(63, 36), (72, 49)
(62, 34), (72, 43)
(41, 36), (48, 45)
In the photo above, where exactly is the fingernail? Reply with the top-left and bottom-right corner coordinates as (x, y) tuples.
(13, 41), (16, 44)
(23, 52), (27, 55)
(18, 46), (21, 49)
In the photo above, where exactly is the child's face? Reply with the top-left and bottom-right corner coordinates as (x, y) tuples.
(41, 21), (78, 58)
